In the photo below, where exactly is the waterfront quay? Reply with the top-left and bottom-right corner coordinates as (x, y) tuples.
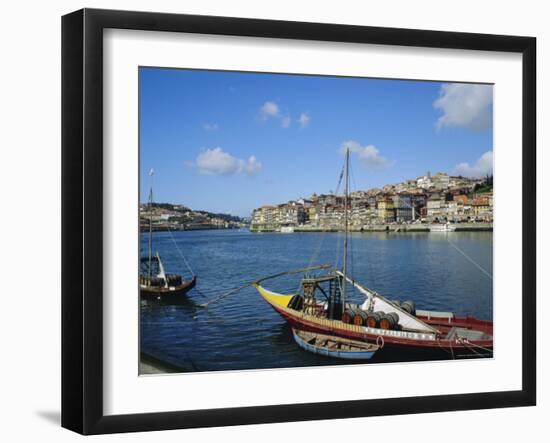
(251, 172), (493, 233)
(250, 222), (493, 233)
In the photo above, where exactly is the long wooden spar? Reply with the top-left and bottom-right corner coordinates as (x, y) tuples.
(199, 264), (332, 308)
(254, 263), (332, 284)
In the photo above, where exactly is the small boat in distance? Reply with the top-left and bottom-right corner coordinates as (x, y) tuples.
(292, 329), (379, 360)
(140, 254), (196, 302)
(430, 222), (456, 232)
(140, 169), (196, 302)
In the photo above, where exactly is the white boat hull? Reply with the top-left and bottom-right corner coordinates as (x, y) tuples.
(430, 223), (456, 232)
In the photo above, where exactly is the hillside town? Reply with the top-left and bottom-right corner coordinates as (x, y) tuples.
(140, 203), (248, 231)
(251, 172), (493, 232)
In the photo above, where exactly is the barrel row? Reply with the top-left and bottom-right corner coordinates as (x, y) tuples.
(342, 308), (400, 330)
(390, 300), (416, 315)
(139, 274), (182, 288)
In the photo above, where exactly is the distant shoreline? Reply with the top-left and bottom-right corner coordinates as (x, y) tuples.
(251, 222), (493, 233)
(140, 226), (243, 233)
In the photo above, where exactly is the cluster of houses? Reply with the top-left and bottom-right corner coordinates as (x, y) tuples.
(140, 204), (246, 231)
(251, 172), (493, 231)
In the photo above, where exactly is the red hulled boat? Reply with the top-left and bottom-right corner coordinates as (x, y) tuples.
(253, 273), (492, 358)
(252, 148), (493, 359)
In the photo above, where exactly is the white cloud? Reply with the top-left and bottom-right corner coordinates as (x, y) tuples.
(259, 101), (293, 128)
(298, 112), (310, 128)
(259, 101), (280, 119)
(202, 123), (218, 131)
(340, 140), (393, 170)
(196, 148), (240, 175)
(245, 155), (262, 175)
(455, 151), (493, 178)
(434, 83), (493, 131)
(195, 147), (262, 176)
(281, 115), (291, 128)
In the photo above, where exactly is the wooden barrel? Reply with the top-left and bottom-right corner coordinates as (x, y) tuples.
(366, 311), (382, 328)
(166, 274), (182, 286)
(379, 315), (391, 330)
(388, 312), (399, 325)
(401, 300), (416, 315)
(342, 308), (356, 324)
(353, 310), (368, 326)
(150, 277), (164, 287)
(380, 312), (399, 330)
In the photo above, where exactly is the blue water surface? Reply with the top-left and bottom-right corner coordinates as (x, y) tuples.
(140, 230), (493, 372)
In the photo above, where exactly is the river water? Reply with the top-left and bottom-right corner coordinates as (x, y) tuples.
(140, 229), (493, 372)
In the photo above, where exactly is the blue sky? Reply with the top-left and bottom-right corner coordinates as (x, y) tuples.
(140, 67), (493, 217)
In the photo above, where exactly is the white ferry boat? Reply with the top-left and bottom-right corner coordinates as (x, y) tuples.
(429, 222), (456, 232)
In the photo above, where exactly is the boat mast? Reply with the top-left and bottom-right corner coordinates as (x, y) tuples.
(342, 148), (349, 314)
(148, 169), (154, 280)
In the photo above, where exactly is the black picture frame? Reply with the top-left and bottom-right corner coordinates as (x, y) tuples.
(62, 8), (536, 435)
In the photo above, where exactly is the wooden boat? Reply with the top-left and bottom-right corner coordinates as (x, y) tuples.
(253, 276), (492, 358)
(292, 328), (378, 360)
(253, 149), (493, 359)
(140, 170), (196, 302)
(140, 255), (196, 301)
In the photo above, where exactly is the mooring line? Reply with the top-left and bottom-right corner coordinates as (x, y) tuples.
(199, 282), (253, 308)
(167, 227), (195, 276)
(446, 239), (493, 280)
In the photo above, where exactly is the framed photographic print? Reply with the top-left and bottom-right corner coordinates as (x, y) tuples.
(61, 8), (536, 435)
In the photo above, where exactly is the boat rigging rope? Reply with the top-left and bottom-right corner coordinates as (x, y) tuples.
(166, 227), (195, 276)
(190, 286), (210, 299)
(446, 238), (493, 280)
(199, 282), (253, 308)
(307, 230), (326, 270)
(348, 160), (357, 285)
(333, 165), (345, 271)
(296, 164), (346, 295)
(449, 341), (455, 360)
(435, 338), (453, 357)
(335, 232), (342, 271)
(199, 264), (332, 308)
(461, 342), (488, 358)
(457, 338), (493, 354)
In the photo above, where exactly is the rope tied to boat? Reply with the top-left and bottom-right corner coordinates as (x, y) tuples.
(198, 282), (253, 309)
(435, 337), (454, 357)
(446, 239), (492, 280)
(457, 338), (493, 355)
(166, 227), (195, 276)
(448, 340), (455, 360)
(198, 264), (332, 309)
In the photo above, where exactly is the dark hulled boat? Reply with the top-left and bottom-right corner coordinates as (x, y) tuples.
(140, 170), (196, 302)
(140, 254), (196, 301)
